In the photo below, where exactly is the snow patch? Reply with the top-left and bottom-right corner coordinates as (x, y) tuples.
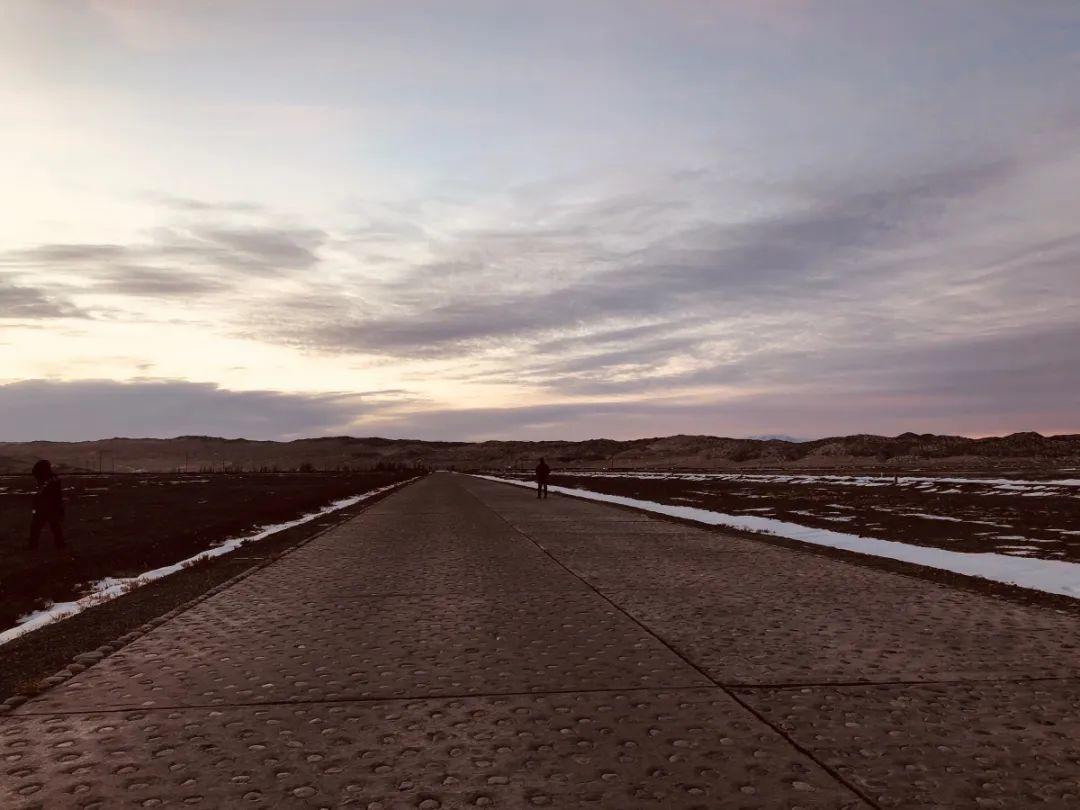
(901, 512), (1010, 528)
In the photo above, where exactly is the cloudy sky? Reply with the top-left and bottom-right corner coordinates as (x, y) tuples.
(1, 1), (1078, 441)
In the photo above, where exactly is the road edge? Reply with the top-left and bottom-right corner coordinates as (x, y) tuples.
(471, 474), (1080, 617)
(0, 475), (421, 711)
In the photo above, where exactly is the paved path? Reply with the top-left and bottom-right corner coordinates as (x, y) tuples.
(3, 473), (1079, 808)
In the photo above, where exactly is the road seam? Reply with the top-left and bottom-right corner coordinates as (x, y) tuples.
(5, 684), (725, 718)
(720, 674), (1080, 688)
(462, 480), (881, 809)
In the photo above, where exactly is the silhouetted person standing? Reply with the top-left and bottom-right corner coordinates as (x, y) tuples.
(28, 460), (66, 552)
(535, 457), (551, 499)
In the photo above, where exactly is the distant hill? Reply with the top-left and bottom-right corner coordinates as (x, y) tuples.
(1, 431), (1078, 474)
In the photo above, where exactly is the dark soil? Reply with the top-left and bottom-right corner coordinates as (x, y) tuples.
(0, 477), (415, 703)
(0, 471), (413, 630)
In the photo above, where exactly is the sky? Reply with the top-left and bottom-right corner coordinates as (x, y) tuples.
(1, 0), (1078, 442)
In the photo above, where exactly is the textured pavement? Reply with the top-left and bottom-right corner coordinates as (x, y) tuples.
(3, 473), (1079, 808)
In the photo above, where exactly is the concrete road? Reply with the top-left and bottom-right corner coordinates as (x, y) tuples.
(3, 473), (1078, 808)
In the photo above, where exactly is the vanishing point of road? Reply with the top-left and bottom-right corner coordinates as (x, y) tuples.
(3, 473), (1079, 808)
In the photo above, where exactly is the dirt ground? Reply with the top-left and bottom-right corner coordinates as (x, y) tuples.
(0, 471), (412, 631)
(503, 469), (1080, 563)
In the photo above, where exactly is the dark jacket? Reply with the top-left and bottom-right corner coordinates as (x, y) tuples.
(535, 461), (551, 482)
(33, 475), (64, 518)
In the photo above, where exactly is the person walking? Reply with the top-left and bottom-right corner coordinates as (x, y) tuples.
(535, 457), (551, 499)
(28, 459), (66, 552)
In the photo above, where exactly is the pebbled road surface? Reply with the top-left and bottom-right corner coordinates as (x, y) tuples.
(3, 473), (1079, 808)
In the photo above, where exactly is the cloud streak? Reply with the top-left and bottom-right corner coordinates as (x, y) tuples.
(1, 224), (326, 279)
(282, 159), (1018, 358)
(0, 276), (84, 319)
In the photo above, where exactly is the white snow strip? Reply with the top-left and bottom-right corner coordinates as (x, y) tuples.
(900, 512), (1011, 528)
(0, 480), (413, 647)
(789, 511), (855, 523)
(474, 475), (1080, 600)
